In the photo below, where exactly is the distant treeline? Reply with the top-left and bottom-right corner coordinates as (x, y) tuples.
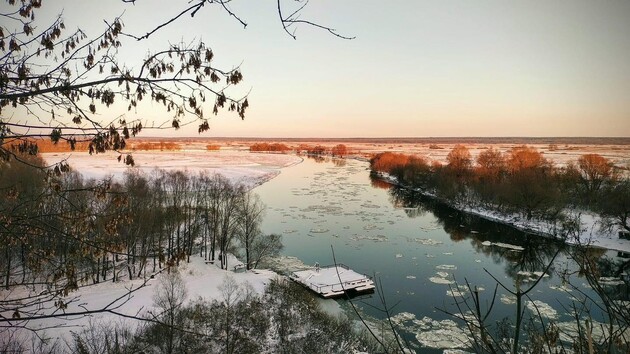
(7, 138), (183, 153)
(249, 143), (349, 157)
(370, 145), (630, 233)
(249, 142), (291, 152)
(130, 141), (181, 151)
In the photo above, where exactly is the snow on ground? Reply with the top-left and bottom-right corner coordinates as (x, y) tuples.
(463, 204), (630, 253)
(7, 255), (277, 348)
(42, 150), (302, 188)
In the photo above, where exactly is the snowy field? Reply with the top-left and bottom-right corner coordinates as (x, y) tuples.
(42, 150), (303, 188)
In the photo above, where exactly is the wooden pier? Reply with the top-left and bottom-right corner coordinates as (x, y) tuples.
(289, 263), (375, 298)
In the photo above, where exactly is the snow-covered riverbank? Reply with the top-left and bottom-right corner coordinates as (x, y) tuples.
(375, 172), (630, 254)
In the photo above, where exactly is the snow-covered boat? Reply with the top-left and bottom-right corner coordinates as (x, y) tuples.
(289, 263), (375, 298)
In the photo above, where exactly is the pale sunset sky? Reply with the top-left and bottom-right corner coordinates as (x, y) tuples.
(32, 1), (630, 137)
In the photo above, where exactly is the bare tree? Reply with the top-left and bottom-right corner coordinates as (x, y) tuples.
(151, 268), (187, 354)
(236, 191), (265, 270)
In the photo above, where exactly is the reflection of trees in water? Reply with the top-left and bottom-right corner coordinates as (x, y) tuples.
(402, 207), (427, 219)
(332, 158), (347, 167)
(307, 155), (328, 163)
(369, 172), (393, 190)
(386, 185), (566, 277)
(576, 248), (630, 302)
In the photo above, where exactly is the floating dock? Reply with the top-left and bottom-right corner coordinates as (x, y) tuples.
(289, 263), (375, 298)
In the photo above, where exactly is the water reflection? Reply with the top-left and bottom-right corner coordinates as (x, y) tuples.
(386, 184), (563, 272)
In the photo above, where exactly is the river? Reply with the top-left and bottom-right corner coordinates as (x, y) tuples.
(255, 156), (628, 352)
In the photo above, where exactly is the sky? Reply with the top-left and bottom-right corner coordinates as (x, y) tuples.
(21, 1), (630, 137)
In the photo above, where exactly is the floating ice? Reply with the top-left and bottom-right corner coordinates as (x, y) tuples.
(499, 243), (524, 251)
(436, 264), (457, 271)
(406, 275), (417, 279)
(391, 312), (472, 350)
(549, 284), (572, 292)
(599, 277), (625, 286)
(429, 277), (454, 285)
(408, 238), (443, 246)
(525, 300), (558, 320)
(517, 271), (549, 279)
(436, 271), (449, 278)
(500, 294), (516, 305)
(350, 234), (388, 242)
(309, 228), (329, 233)
(443, 252), (453, 256)
(482, 241), (525, 251)
(447, 289), (466, 297)
(396, 254), (404, 258)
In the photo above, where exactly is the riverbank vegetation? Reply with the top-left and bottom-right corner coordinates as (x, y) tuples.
(370, 145), (629, 237)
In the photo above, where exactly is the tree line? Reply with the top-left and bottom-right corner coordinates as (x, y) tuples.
(370, 145), (629, 235)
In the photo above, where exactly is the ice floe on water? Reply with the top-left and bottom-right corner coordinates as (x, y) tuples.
(599, 277), (625, 286)
(517, 271), (549, 278)
(350, 234), (388, 242)
(262, 255), (309, 272)
(396, 253), (404, 258)
(525, 300), (558, 320)
(406, 275), (417, 280)
(501, 293), (517, 305)
(430, 277), (455, 285)
(309, 228), (329, 233)
(549, 284), (573, 292)
(516, 271), (550, 282)
(481, 240), (525, 251)
(436, 264), (457, 271)
(407, 237), (443, 246)
(429, 271), (455, 285)
(391, 312), (472, 350)
(446, 288), (467, 297)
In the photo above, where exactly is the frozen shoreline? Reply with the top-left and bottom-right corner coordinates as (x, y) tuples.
(373, 172), (630, 254)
